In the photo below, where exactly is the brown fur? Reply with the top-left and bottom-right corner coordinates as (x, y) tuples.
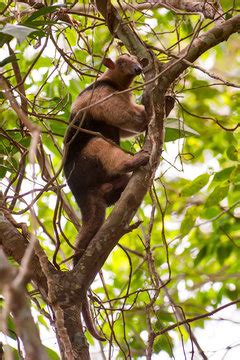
(81, 137), (148, 176)
(71, 82), (147, 133)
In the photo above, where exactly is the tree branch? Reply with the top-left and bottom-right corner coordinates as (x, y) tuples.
(161, 13), (240, 90)
(145, 0), (220, 19)
(155, 298), (240, 336)
(0, 209), (48, 297)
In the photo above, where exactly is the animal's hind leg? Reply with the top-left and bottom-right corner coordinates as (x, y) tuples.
(82, 137), (149, 175)
(101, 174), (130, 206)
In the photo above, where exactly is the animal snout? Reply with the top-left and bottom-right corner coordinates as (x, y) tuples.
(134, 65), (142, 75)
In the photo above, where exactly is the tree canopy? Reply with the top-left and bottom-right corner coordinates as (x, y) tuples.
(0, 1), (239, 359)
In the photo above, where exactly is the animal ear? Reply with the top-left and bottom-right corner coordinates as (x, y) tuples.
(102, 58), (116, 70)
(139, 57), (149, 68)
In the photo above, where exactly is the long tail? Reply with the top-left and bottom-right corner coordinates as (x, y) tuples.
(73, 191), (106, 266)
(73, 191), (106, 341)
(82, 296), (105, 341)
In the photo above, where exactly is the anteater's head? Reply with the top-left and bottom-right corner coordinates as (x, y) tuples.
(102, 54), (148, 90)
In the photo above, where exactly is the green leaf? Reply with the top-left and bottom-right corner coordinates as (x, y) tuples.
(7, 316), (17, 340)
(225, 12), (233, 20)
(23, 20), (55, 28)
(44, 347), (60, 360)
(121, 139), (136, 152)
(0, 32), (12, 47)
(0, 164), (8, 179)
(217, 244), (232, 265)
(194, 245), (208, 266)
(212, 166), (235, 183)
(48, 121), (66, 137)
(0, 2), (6, 11)
(226, 145), (239, 161)
(19, 137), (31, 148)
(181, 174), (210, 196)
(201, 206), (220, 219)
(155, 310), (175, 323)
(225, 287), (238, 301)
(180, 207), (197, 236)
(0, 54), (18, 67)
(164, 118), (199, 142)
(24, 5), (62, 23)
(205, 185), (229, 207)
(0, 24), (36, 43)
(154, 335), (173, 356)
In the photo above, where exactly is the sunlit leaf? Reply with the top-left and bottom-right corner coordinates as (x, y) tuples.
(181, 174), (210, 196)
(212, 166), (235, 183)
(44, 347), (60, 360)
(165, 118), (199, 142)
(180, 207), (198, 236)
(226, 145), (239, 161)
(205, 185), (229, 207)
